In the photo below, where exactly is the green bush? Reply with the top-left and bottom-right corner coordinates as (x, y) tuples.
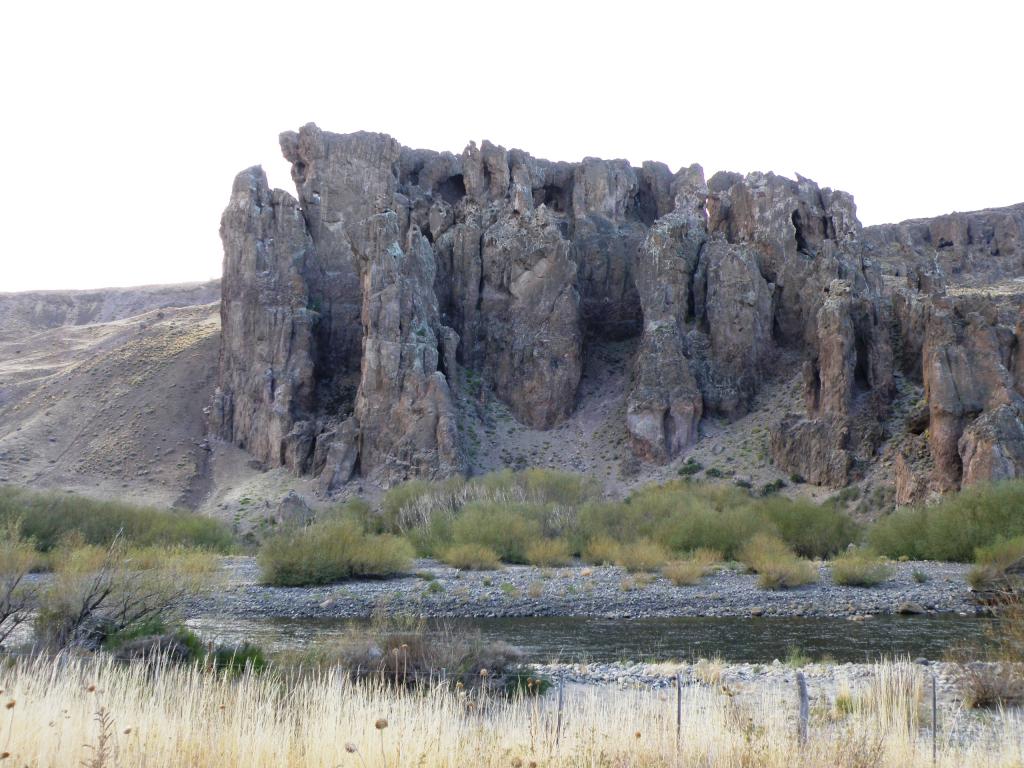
(868, 481), (1024, 562)
(0, 485), (232, 552)
(442, 543), (502, 570)
(739, 533), (818, 590)
(830, 550), (895, 587)
(761, 496), (860, 558)
(524, 538), (572, 567)
(450, 501), (543, 563)
(968, 536), (1024, 591)
(258, 519), (413, 586)
(581, 535), (620, 565)
(616, 539), (669, 572)
(520, 468), (601, 507)
(677, 459), (702, 477)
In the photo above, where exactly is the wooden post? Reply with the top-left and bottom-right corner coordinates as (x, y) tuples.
(676, 672), (682, 744)
(555, 675), (564, 747)
(932, 674), (938, 765)
(796, 671), (809, 746)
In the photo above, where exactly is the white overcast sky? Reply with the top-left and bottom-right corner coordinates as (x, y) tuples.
(2, 0), (1021, 291)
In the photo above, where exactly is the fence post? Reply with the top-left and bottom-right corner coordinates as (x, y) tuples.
(676, 672), (682, 744)
(555, 675), (564, 747)
(796, 671), (809, 746)
(932, 674), (938, 765)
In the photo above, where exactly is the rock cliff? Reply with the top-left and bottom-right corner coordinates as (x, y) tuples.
(213, 123), (1024, 494)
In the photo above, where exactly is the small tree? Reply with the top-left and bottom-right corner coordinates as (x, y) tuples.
(35, 533), (209, 649)
(0, 526), (37, 648)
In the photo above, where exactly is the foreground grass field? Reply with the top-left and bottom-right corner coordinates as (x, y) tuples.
(0, 655), (1021, 767)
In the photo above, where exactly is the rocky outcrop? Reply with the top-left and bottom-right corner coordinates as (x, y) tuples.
(210, 167), (316, 472)
(959, 403), (1024, 485)
(698, 172), (894, 485)
(694, 240), (774, 416)
(862, 204), (1024, 290)
(471, 209), (582, 429)
(626, 200), (706, 460)
(921, 294), (1024, 491)
(770, 415), (853, 486)
(351, 212), (462, 481)
(213, 123), (1024, 496)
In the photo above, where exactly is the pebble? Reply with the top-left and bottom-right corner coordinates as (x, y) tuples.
(188, 558), (977, 621)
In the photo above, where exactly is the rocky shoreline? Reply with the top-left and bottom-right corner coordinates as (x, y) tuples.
(190, 557), (976, 620)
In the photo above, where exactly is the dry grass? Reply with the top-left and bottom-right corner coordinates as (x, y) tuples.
(581, 535), (620, 565)
(441, 543), (502, 571)
(953, 602), (1024, 707)
(0, 655), (1018, 767)
(830, 551), (895, 587)
(662, 548), (722, 586)
(524, 538), (571, 567)
(615, 539), (669, 572)
(740, 534), (819, 590)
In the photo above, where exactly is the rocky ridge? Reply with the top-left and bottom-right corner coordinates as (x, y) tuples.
(210, 124), (1024, 497)
(209, 126), (1023, 497)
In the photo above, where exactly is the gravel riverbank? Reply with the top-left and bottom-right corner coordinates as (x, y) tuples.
(189, 557), (977, 620)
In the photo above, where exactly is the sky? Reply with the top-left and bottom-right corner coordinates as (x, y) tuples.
(2, 0), (1022, 292)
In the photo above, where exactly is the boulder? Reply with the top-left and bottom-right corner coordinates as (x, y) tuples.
(274, 490), (313, 527)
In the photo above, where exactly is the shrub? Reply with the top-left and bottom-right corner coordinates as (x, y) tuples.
(830, 551), (895, 587)
(520, 468), (601, 507)
(325, 498), (383, 533)
(738, 533), (792, 572)
(677, 458), (702, 476)
(957, 662), (1024, 708)
(739, 533), (818, 590)
(761, 496), (860, 559)
(868, 481), (1024, 562)
(442, 543), (501, 571)
(34, 539), (213, 649)
(952, 602), (1024, 708)
(0, 486), (233, 552)
(662, 559), (704, 585)
(760, 479), (786, 495)
(524, 538), (571, 567)
(755, 558), (819, 589)
(283, 610), (523, 689)
(616, 539), (669, 572)
(662, 548), (722, 586)
(258, 519), (413, 586)
(450, 501), (543, 563)
(380, 479), (434, 531)
(968, 536), (1024, 592)
(632, 484), (773, 558)
(581, 535), (620, 565)
(0, 527), (39, 647)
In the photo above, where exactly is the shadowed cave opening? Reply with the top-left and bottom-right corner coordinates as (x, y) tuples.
(534, 184), (571, 214)
(793, 210), (811, 255)
(854, 334), (871, 391)
(633, 180), (660, 226)
(437, 174), (466, 206)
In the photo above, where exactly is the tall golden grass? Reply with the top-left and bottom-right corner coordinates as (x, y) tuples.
(0, 655), (1020, 767)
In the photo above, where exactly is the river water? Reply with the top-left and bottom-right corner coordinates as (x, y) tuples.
(186, 613), (987, 663)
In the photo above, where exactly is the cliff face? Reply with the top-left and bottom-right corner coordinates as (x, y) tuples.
(213, 123), (1024, 494)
